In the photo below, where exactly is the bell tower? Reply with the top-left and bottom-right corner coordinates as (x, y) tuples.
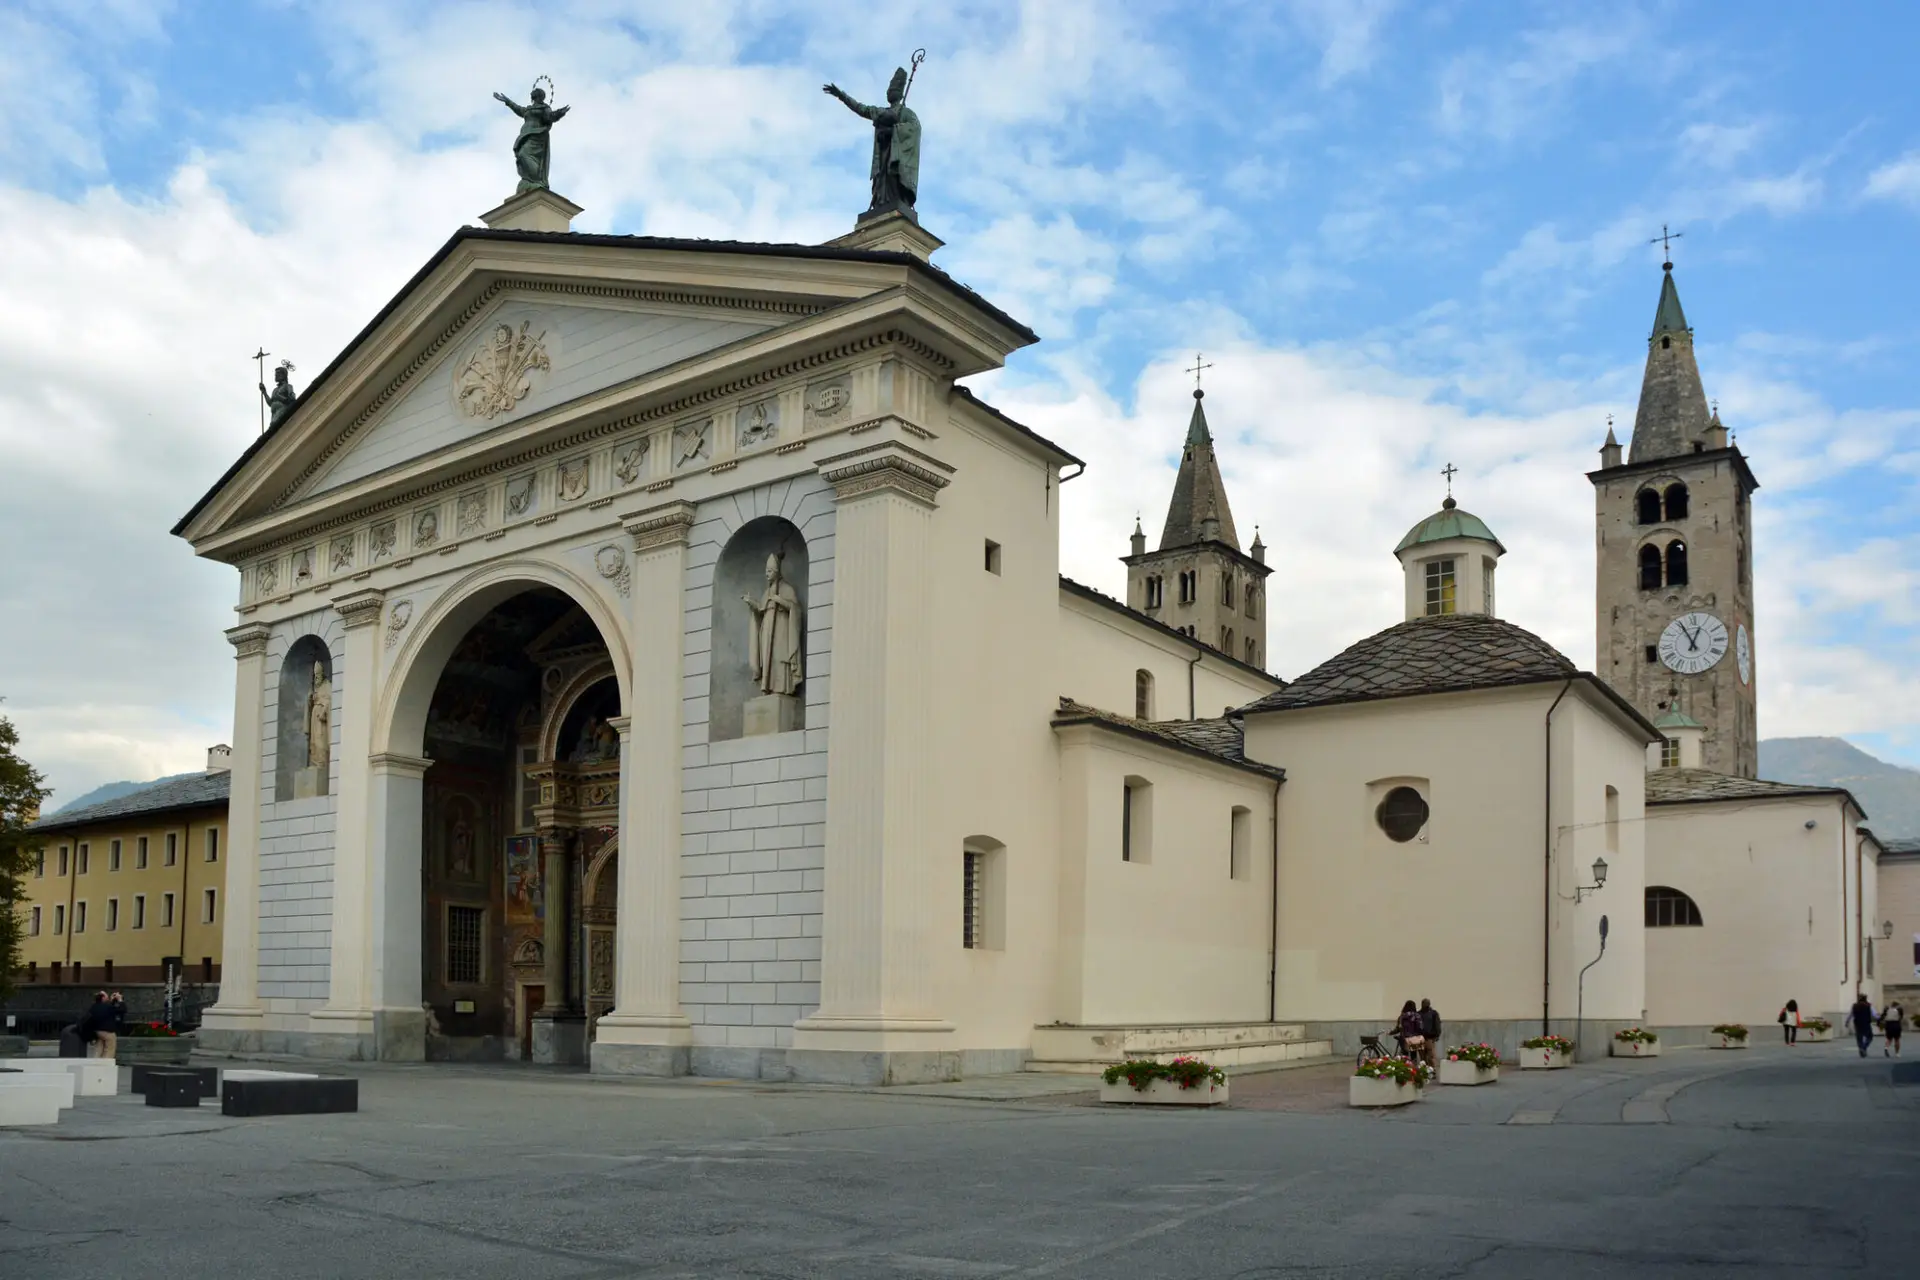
(1590, 259), (1759, 777)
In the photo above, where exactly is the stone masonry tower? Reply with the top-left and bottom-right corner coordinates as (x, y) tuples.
(1125, 388), (1272, 671)
(1590, 262), (1760, 777)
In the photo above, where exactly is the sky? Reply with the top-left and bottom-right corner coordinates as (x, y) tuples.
(2, 0), (1917, 806)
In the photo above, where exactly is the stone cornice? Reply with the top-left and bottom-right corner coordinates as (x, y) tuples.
(226, 622), (272, 659)
(622, 500), (698, 552)
(332, 588), (387, 629)
(367, 752), (434, 778)
(817, 439), (954, 507)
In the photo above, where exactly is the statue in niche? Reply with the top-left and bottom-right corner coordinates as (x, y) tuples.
(492, 80), (570, 193)
(449, 817), (475, 877)
(305, 661), (331, 773)
(743, 554), (803, 697)
(259, 360), (297, 429)
(824, 60), (922, 218)
(570, 715), (619, 763)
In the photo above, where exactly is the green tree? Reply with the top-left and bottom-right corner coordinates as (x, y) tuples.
(0, 710), (51, 1004)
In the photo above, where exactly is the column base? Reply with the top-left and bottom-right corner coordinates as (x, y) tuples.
(196, 1004), (266, 1056)
(788, 1014), (957, 1084)
(532, 1013), (588, 1066)
(589, 1011), (692, 1076)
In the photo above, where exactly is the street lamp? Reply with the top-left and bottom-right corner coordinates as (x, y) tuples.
(1575, 856), (1609, 904)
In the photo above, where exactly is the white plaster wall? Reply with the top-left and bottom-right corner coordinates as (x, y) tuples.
(1057, 592), (1278, 721)
(678, 477), (835, 1052)
(1644, 793), (1862, 1025)
(314, 300), (775, 494)
(1550, 695), (1649, 1027)
(1878, 856), (1920, 1000)
(1054, 731), (1276, 1024)
(256, 609), (342, 1015)
(1247, 683), (1649, 1025)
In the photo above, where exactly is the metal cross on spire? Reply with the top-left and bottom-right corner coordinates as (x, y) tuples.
(1185, 351), (1214, 392)
(1649, 223), (1684, 269)
(1440, 461), (1459, 498)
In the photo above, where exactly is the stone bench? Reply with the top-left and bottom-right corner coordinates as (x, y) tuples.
(131, 1064), (219, 1100)
(221, 1071), (358, 1117)
(0, 1058), (119, 1096)
(0, 1076), (69, 1125)
(143, 1071), (203, 1109)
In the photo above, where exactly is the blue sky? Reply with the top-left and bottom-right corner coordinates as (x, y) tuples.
(2, 0), (1917, 802)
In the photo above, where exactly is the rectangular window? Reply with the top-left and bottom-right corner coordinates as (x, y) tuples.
(136, 836), (149, 870)
(201, 957), (214, 983)
(165, 832), (177, 866)
(984, 540), (1002, 575)
(962, 850), (985, 949)
(1661, 738), (1681, 768)
(77, 843), (89, 875)
(1483, 560), (1496, 615)
(34, 849), (44, 878)
(162, 893), (176, 928)
(1423, 559), (1457, 615)
(107, 898), (119, 931)
(447, 905), (484, 984)
(1122, 785), (1134, 862)
(109, 839), (121, 871)
(205, 828), (220, 863)
(1645, 644), (1658, 664)
(1121, 779), (1152, 863)
(1230, 806), (1252, 881)
(133, 895), (146, 930)
(202, 888), (218, 924)
(54, 904), (65, 935)
(74, 901), (87, 933)
(29, 906), (40, 936)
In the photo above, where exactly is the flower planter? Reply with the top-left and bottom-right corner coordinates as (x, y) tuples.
(1438, 1060), (1498, 1086)
(1349, 1076), (1421, 1107)
(1098, 1077), (1228, 1107)
(114, 1035), (193, 1065)
(1611, 1038), (1660, 1058)
(1517, 1046), (1572, 1070)
(1712, 1036), (1749, 1050)
(1801, 1026), (1832, 1043)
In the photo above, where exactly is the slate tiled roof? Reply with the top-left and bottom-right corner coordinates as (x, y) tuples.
(1051, 698), (1284, 781)
(1645, 768), (1862, 814)
(1239, 614), (1576, 714)
(31, 771), (231, 835)
(1882, 837), (1920, 862)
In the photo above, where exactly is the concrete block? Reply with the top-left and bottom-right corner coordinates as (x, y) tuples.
(144, 1072), (203, 1108)
(2, 1058), (116, 1096)
(0, 1079), (64, 1126)
(132, 1065), (218, 1098)
(0, 1071), (75, 1109)
(222, 1075), (357, 1117)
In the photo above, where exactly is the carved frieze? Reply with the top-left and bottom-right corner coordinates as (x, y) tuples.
(331, 537), (355, 574)
(257, 559), (279, 598)
(454, 320), (551, 421)
(558, 458), (590, 502)
(613, 438), (648, 486)
(457, 491), (487, 537)
(674, 418), (712, 469)
(292, 548), (315, 588)
(738, 399), (779, 450)
(371, 521), (397, 561)
(414, 508), (440, 548)
(506, 475), (536, 518)
(806, 376), (852, 431)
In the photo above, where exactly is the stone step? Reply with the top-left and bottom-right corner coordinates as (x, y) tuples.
(1026, 1037), (1336, 1074)
(1030, 1022), (1311, 1063)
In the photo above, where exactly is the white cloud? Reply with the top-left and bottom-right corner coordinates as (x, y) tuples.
(1864, 150), (1920, 207)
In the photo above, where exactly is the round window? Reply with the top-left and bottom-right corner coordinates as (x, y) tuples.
(1376, 786), (1429, 843)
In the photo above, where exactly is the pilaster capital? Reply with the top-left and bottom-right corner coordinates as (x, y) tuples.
(604, 715), (632, 741)
(226, 622), (272, 660)
(366, 752), (433, 780)
(332, 587), (387, 631)
(620, 500), (697, 553)
(816, 442), (954, 508)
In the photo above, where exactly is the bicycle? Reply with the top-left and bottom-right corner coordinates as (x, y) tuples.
(1355, 1029), (1411, 1069)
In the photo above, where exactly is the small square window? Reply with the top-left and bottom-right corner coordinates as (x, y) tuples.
(984, 540), (1002, 575)
(1644, 645), (1658, 664)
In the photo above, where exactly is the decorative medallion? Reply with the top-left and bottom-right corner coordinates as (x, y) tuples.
(806, 377), (852, 429)
(385, 599), (415, 650)
(457, 491), (487, 537)
(595, 544), (631, 598)
(371, 521), (397, 561)
(613, 439), (648, 486)
(506, 475), (535, 518)
(738, 399), (779, 450)
(674, 418), (712, 469)
(257, 559), (279, 597)
(330, 537), (355, 574)
(454, 320), (551, 421)
(558, 458), (590, 502)
(415, 509), (440, 548)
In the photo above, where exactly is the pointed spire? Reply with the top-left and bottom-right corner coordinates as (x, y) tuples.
(1250, 525), (1266, 564)
(1628, 264), (1713, 464)
(1129, 516), (1146, 558)
(1159, 389), (1241, 550)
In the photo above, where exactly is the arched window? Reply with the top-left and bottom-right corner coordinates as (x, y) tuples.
(1134, 669), (1155, 720)
(1665, 540), (1689, 587)
(1220, 626), (1234, 652)
(1661, 335), (1671, 350)
(1636, 489), (1662, 525)
(1663, 482), (1689, 520)
(1645, 885), (1703, 927)
(1221, 574), (1236, 607)
(1245, 583), (1259, 620)
(1638, 544), (1663, 590)
(1245, 637), (1257, 664)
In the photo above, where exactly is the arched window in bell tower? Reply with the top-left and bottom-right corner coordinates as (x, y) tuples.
(1635, 489), (1662, 525)
(1638, 544), (1663, 591)
(1663, 482), (1689, 520)
(1665, 540), (1689, 587)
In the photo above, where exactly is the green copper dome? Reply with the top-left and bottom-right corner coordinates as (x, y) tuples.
(1652, 707), (1704, 730)
(1394, 498), (1505, 555)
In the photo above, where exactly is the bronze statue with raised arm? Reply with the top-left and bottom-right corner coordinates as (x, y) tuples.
(493, 81), (570, 192)
(824, 65), (921, 218)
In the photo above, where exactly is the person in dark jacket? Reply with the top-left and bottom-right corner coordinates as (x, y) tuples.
(1394, 999), (1424, 1059)
(1848, 993), (1877, 1058)
(102, 990), (127, 1060)
(77, 991), (113, 1058)
(1419, 999), (1442, 1068)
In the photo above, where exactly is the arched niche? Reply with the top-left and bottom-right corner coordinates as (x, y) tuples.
(553, 675), (621, 764)
(710, 516), (809, 742)
(276, 635), (334, 800)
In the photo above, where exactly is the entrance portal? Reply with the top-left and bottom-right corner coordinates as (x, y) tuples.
(418, 587), (620, 1064)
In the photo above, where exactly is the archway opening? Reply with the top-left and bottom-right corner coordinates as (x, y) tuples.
(416, 586), (620, 1065)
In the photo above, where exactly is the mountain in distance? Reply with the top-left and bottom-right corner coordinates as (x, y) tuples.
(1759, 737), (1920, 840)
(48, 771), (199, 816)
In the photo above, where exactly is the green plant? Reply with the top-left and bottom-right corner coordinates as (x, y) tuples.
(1444, 1042), (1500, 1069)
(1354, 1056), (1434, 1085)
(1712, 1023), (1748, 1040)
(1803, 1017), (1831, 1033)
(1101, 1055), (1225, 1092)
(1614, 1027), (1659, 1044)
(1520, 1034), (1575, 1053)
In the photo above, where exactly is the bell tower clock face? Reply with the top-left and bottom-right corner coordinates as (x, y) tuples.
(1736, 623), (1751, 686)
(1659, 611), (1729, 675)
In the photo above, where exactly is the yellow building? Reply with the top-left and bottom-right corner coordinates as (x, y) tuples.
(13, 751), (230, 990)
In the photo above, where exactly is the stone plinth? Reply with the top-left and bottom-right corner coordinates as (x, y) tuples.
(827, 209), (944, 261)
(532, 1013), (588, 1066)
(743, 693), (803, 737)
(479, 188), (584, 233)
(293, 765), (326, 799)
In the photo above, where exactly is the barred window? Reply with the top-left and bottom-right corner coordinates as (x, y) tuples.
(1660, 738), (1681, 768)
(962, 851), (984, 950)
(447, 905), (485, 984)
(1645, 886), (1703, 928)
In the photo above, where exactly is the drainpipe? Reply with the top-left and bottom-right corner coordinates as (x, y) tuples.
(1542, 678), (1574, 1036)
(1267, 771), (1282, 1024)
(1855, 818), (1864, 993)
(1186, 646), (1202, 721)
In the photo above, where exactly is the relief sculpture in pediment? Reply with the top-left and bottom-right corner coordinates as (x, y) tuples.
(454, 320), (551, 421)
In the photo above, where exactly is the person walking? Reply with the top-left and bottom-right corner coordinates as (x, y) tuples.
(1882, 1000), (1905, 1058)
(1848, 992), (1877, 1058)
(1778, 999), (1800, 1046)
(1419, 998), (1443, 1070)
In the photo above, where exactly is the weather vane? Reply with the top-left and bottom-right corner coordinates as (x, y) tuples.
(1185, 351), (1214, 391)
(1649, 223), (1684, 269)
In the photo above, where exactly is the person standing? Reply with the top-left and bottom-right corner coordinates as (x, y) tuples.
(78, 991), (112, 1058)
(1848, 992), (1877, 1058)
(1882, 1000), (1905, 1058)
(101, 990), (126, 1061)
(1394, 999), (1424, 1060)
(1778, 999), (1800, 1046)
(1419, 998), (1443, 1070)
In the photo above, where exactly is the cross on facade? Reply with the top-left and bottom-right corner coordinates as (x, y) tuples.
(1649, 223), (1684, 268)
(1185, 351), (1214, 391)
(1441, 461), (1459, 498)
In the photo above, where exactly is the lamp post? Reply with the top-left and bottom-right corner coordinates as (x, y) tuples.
(1575, 856), (1609, 904)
